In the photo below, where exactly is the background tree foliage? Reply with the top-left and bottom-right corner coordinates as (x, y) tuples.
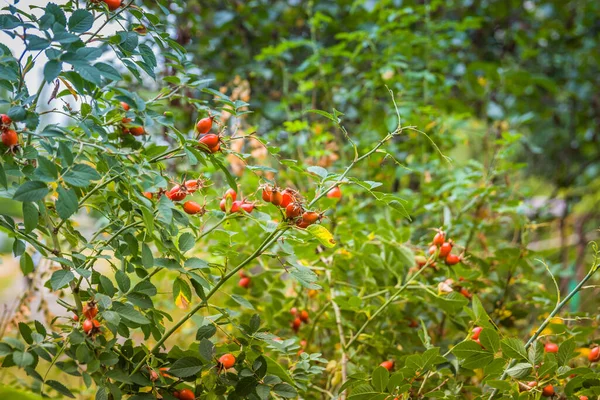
(0, 0), (599, 399)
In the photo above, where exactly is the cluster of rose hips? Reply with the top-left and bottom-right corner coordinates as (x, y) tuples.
(143, 178), (207, 216)
(196, 116), (222, 154)
(261, 185), (324, 229)
(220, 188), (255, 214)
(120, 102), (146, 136)
(290, 307), (309, 333)
(0, 114), (17, 150)
(76, 301), (101, 337)
(238, 271), (251, 288)
(428, 229), (462, 266)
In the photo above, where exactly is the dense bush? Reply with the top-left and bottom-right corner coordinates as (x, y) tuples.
(0, 1), (599, 400)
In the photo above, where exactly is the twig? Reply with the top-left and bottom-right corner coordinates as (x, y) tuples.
(488, 247), (599, 399)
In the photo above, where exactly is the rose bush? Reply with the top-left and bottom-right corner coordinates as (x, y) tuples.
(0, 1), (599, 400)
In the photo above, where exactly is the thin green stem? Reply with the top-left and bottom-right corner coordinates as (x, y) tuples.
(488, 260), (599, 398)
(308, 129), (401, 209)
(40, 337), (70, 393)
(344, 258), (432, 350)
(120, 228), (286, 387)
(83, 0), (134, 45)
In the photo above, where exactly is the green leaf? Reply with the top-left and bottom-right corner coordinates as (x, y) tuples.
(305, 109), (337, 122)
(111, 302), (149, 324)
(68, 10), (93, 33)
(157, 196), (173, 224)
(102, 311), (120, 327)
(115, 270), (130, 293)
(371, 366), (389, 392)
(198, 338), (214, 362)
(13, 351), (34, 367)
(95, 62), (122, 81)
(462, 352), (494, 369)
(141, 244), (153, 268)
(18, 322), (33, 344)
(307, 166), (328, 179)
(264, 355), (294, 385)
(231, 294), (254, 310)
(557, 338), (575, 366)
(43, 60), (62, 82)
(288, 263), (321, 290)
(46, 380), (75, 398)
(50, 270), (74, 290)
(20, 252), (34, 275)
(13, 181), (49, 202)
(306, 224), (336, 248)
(138, 43), (157, 68)
(272, 383), (298, 398)
(8, 106), (26, 121)
(501, 338), (528, 361)
(479, 329), (500, 354)
(0, 162), (7, 189)
(451, 340), (488, 359)
(528, 341), (544, 366)
(505, 362), (532, 378)
(485, 380), (513, 392)
(472, 295), (489, 323)
(63, 164), (101, 187)
(178, 232), (195, 253)
(35, 156), (58, 182)
(56, 186), (78, 220)
(168, 357), (203, 378)
(22, 202), (38, 233)
(195, 325), (217, 340)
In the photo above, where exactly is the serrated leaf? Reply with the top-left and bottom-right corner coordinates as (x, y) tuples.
(501, 338), (528, 361)
(168, 357), (203, 378)
(46, 379), (75, 398)
(557, 338), (575, 366)
(115, 270), (130, 293)
(371, 366), (389, 392)
(198, 339), (214, 362)
(13, 351), (34, 367)
(231, 294), (254, 310)
(505, 362), (532, 378)
(13, 181), (49, 202)
(305, 109), (337, 122)
(272, 383), (298, 398)
(307, 166), (328, 179)
(479, 329), (500, 354)
(68, 10), (93, 33)
(63, 164), (100, 187)
(178, 232), (195, 253)
(196, 325), (217, 340)
(20, 252), (34, 275)
(56, 186), (78, 220)
(18, 322), (33, 344)
(22, 202), (38, 233)
(50, 270), (74, 290)
(111, 302), (149, 324)
(44, 60), (62, 82)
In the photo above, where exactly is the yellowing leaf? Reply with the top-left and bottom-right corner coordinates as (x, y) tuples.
(175, 291), (190, 309)
(306, 224), (336, 248)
